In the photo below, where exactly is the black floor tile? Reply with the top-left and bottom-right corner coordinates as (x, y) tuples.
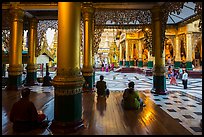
(165, 102), (172, 105)
(154, 99), (161, 101)
(190, 127), (202, 132)
(174, 118), (182, 122)
(187, 105), (196, 107)
(196, 102), (202, 105)
(167, 109), (177, 112)
(182, 99), (190, 101)
(171, 96), (178, 98)
(193, 112), (202, 115)
(157, 104), (162, 107)
(178, 107), (187, 110)
(183, 115), (194, 119)
(174, 101), (182, 103)
(179, 94), (186, 96)
(153, 94), (159, 96)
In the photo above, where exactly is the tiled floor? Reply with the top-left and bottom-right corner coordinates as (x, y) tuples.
(94, 71), (202, 135)
(22, 70), (202, 135)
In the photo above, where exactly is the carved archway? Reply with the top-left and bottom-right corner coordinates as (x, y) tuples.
(93, 9), (152, 55)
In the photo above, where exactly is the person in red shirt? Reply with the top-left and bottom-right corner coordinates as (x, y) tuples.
(10, 88), (46, 132)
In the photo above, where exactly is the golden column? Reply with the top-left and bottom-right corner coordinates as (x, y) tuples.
(119, 43), (123, 66)
(125, 40), (130, 67)
(92, 15), (96, 87)
(200, 36), (202, 63)
(50, 2), (85, 133)
(81, 2), (94, 91)
(138, 39), (143, 67)
(151, 6), (167, 94)
(174, 34), (181, 68)
(6, 7), (24, 91)
(186, 32), (193, 70)
(25, 18), (38, 86)
(130, 43), (134, 67)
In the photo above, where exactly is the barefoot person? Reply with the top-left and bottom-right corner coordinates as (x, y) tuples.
(122, 81), (145, 110)
(96, 75), (110, 97)
(10, 88), (47, 132)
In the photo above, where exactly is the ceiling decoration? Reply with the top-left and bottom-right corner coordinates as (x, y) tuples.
(93, 9), (151, 55)
(160, 2), (186, 57)
(2, 2), (202, 57)
(94, 9), (151, 25)
(194, 2), (202, 31)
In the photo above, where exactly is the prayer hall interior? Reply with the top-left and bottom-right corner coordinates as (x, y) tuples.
(2, 2), (202, 135)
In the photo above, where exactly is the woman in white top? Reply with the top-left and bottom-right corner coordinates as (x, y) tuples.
(182, 69), (188, 89)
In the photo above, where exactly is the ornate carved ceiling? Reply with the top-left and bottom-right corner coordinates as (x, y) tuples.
(2, 2), (202, 55)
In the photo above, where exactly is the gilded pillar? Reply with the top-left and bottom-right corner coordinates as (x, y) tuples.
(130, 43), (134, 67)
(151, 6), (167, 95)
(81, 2), (94, 91)
(174, 34), (181, 68)
(125, 40), (130, 67)
(6, 7), (24, 91)
(50, 2), (85, 133)
(200, 36), (202, 64)
(92, 17), (95, 87)
(119, 43), (123, 66)
(138, 39), (143, 67)
(25, 18), (38, 86)
(92, 54), (95, 86)
(186, 33), (193, 70)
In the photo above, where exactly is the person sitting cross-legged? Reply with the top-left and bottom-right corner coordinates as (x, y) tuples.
(42, 72), (52, 86)
(122, 81), (145, 110)
(96, 75), (110, 97)
(10, 88), (48, 132)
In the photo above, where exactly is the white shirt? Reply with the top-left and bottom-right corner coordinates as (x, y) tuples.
(182, 72), (188, 80)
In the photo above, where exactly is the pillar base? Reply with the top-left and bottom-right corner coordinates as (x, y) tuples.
(129, 60), (134, 67)
(24, 72), (39, 86)
(147, 61), (153, 69)
(49, 119), (84, 134)
(151, 88), (168, 95)
(174, 61), (181, 69)
(151, 75), (167, 95)
(83, 75), (94, 91)
(119, 61), (123, 66)
(125, 61), (130, 67)
(186, 61), (193, 70)
(138, 60), (143, 67)
(6, 75), (23, 91)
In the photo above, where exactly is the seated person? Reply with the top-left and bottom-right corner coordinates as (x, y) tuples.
(10, 88), (47, 132)
(122, 81), (144, 110)
(96, 75), (110, 97)
(42, 72), (52, 86)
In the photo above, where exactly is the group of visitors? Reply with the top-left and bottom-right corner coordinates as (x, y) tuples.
(101, 63), (114, 72)
(167, 66), (188, 89)
(95, 75), (144, 110)
(10, 67), (189, 133)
